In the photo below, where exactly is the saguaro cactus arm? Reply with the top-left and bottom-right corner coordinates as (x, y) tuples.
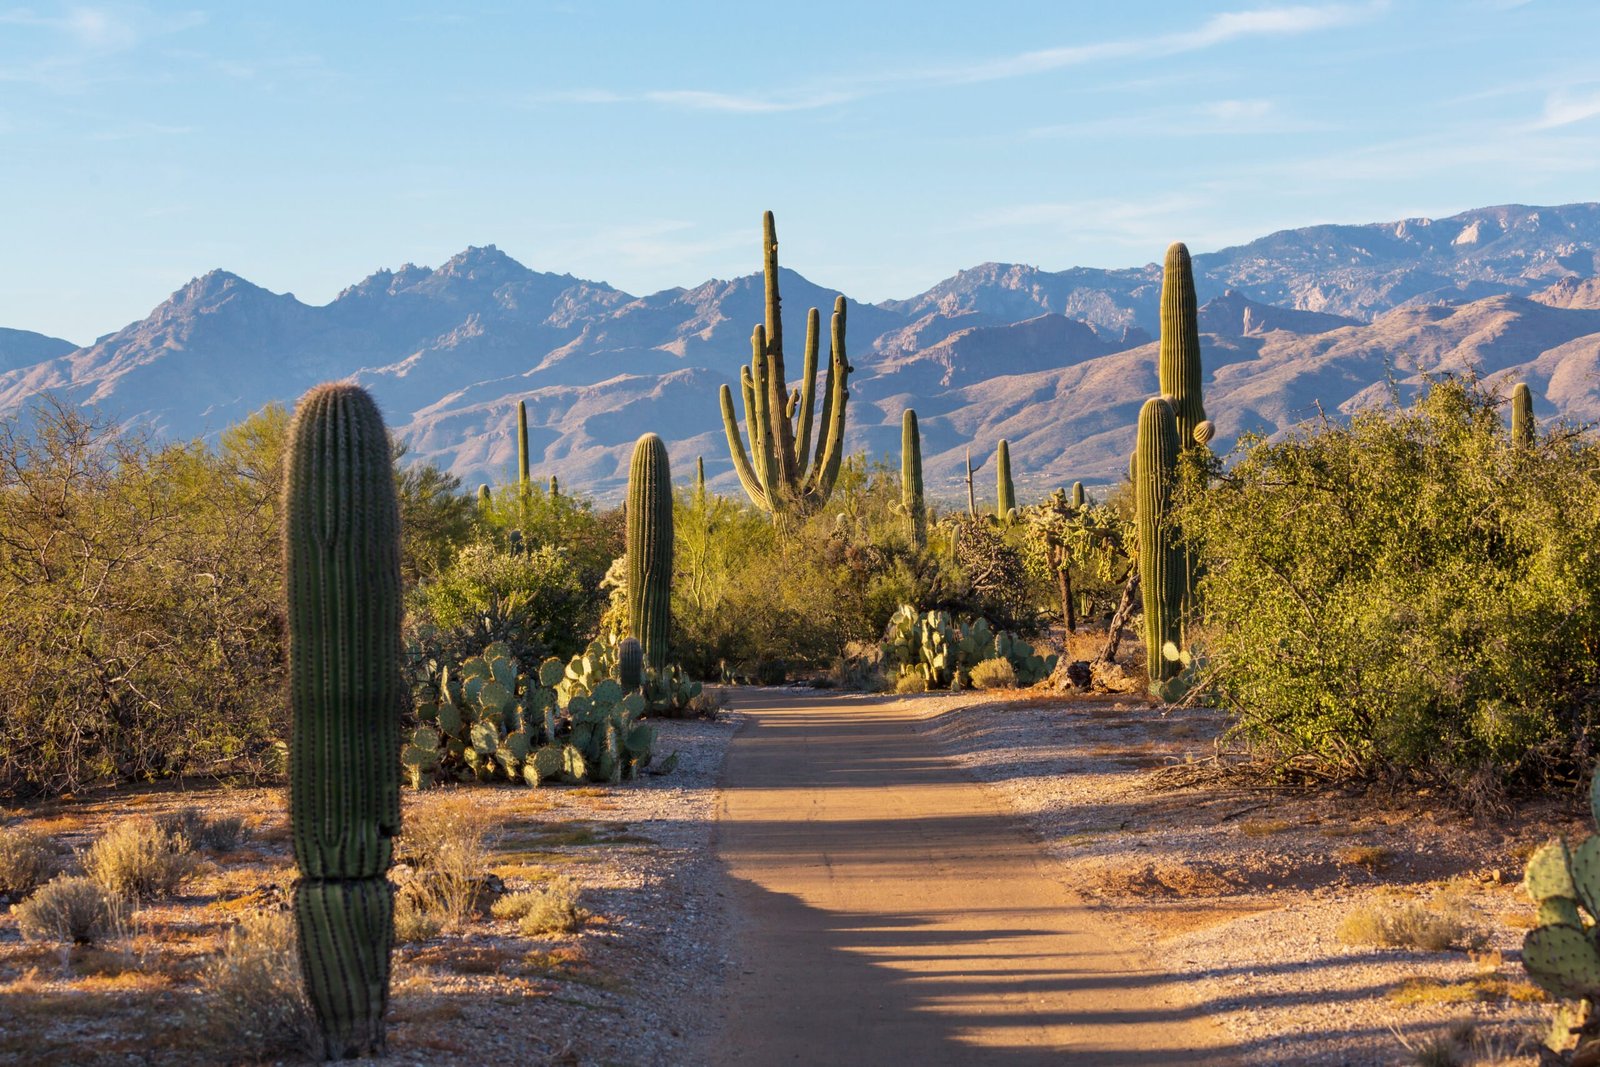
(719, 384), (770, 512)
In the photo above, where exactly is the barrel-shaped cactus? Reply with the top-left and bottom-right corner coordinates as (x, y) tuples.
(1512, 382), (1535, 448)
(1159, 243), (1208, 451)
(283, 383), (403, 1058)
(901, 409), (925, 548)
(996, 440), (1015, 519)
(516, 400), (530, 492)
(1135, 397), (1183, 685)
(626, 433), (673, 672)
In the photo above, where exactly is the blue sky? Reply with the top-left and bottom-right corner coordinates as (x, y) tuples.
(3, 1), (1598, 342)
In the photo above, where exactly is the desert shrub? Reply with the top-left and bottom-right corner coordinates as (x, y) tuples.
(84, 818), (199, 902)
(895, 671), (929, 695)
(832, 641), (889, 692)
(396, 796), (494, 931)
(159, 808), (247, 853)
(944, 515), (1038, 631)
(0, 399), (287, 796)
(970, 658), (1017, 690)
(197, 910), (318, 1059)
(1337, 899), (1476, 952)
(410, 542), (592, 666)
(13, 875), (121, 944)
(393, 893), (443, 943)
(1182, 376), (1600, 788)
(493, 876), (586, 936)
(0, 827), (56, 897)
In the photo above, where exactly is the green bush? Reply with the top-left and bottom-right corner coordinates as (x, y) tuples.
(84, 818), (199, 902)
(971, 658), (1018, 690)
(1181, 376), (1600, 787)
(411, 542), (592, 666)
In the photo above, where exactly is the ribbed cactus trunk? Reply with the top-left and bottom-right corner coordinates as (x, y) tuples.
(995, 440), (1015, 519)
(516, 400), (530, 493)
(617, 636), (644, 692)
(1071, 481), (1085, 508)
(1135, 397), (1183, 685)
(626, 433), (673, 672)
(1512, 382), (1535, 448)
(901, 409), (925, 548)
(283, 383), (402, 1059)
(719, 211), (851, 518)
(694, 456), (706, 505)
(1159, 243), (1208, 451)
(477, 483), (491, 512)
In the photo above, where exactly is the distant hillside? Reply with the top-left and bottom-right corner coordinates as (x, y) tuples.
(2, 202), (1598, 501)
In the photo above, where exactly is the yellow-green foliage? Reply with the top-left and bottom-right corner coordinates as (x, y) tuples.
(13, 875), (121, 944)
(970, 657), (1017, 690)
(895, 671), (929, 695)
(493, 876), (587, 936)
(1180, 376), (1600, 784)
(1337, 899), (1475, 952)
(84, 818), (198, 902)
(0, 827), (56, 896)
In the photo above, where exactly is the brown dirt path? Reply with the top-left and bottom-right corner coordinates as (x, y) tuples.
(711, 689), (1241, 1065)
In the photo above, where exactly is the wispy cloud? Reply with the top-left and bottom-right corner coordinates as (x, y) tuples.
(1533, 88), (1600, 129)
(0, 5), (206, 90)
(1028, 97), (1330, 139)
(539, 2), (1388, 114)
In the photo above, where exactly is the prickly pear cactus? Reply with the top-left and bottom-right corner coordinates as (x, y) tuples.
(880, 604), (1057, 691)
(1519, 776), (1600, 1059)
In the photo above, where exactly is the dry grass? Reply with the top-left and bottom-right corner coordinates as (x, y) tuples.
(158, 807), (247, 853)
(1338, 898), (1479, 952)
(12, 875), (123, 944)
(396, 795), (495, 933)
(492, 876), (587, 936)
(194, 909), (319, 1060)
(1239, 819), (1294, 837)
(0, 826), (57, 896)
(83, 818), (199, 902)
(970, 658), (1017, 690)
(1337, 844), (1393, 870)
(895, 671), (928, 695)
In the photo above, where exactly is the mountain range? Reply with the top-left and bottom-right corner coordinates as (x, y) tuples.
(4, 202), (1599, 502)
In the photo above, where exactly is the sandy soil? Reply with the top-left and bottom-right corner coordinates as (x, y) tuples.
(920, 687), (1578, 1066)
(0, 711), (741, 1067)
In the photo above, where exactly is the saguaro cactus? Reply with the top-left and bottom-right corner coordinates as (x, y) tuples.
(694, 456), (706, 504)
(720, 211), (852, 517)
(1159, 243), (1208, 451)
(995, 440), (1015, 519)
(516, 400), (530, 493)
(1135, 397), (1183, 685)
(1512, 382), (1535, 448)
(626, 433), (673, 672)
(617, 636), (645, 692)
(283, 383), (402, 1058)
(548, 474), (559, 497)
(477, 483), (491, 512)
(1071, 481), (1085, 508)
(901, 409), (926, 548)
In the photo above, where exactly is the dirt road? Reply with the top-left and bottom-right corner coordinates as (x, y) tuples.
(712, 690), (1239, 1065)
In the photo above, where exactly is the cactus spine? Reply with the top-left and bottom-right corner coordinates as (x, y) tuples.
(1071, 481), (1085, 508)
(1512, 382), (1535, 448)
(901, 409), (925, 548)
(1159, 243), (1208, 451)
(1135, 397), (1183, 686)
(720, 211), (851, 517)
(283, 383), (402, 1058)
(626, 433), (673, 672)
(995, 440), (1015, 519)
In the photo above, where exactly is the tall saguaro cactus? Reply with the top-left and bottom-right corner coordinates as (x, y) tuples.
(1159, 243), (1208, 451)
(1512, 382), (1535, 448)
(626, 433), (673, 672)
(995, 440), (1015, 519)
(720, 211), (852, 517)
(283, 383), (403, 1058)
(1071, 481), (1085, 508)
(901, 409), (925, 548)
(1135, 397), (1183, 685)
(516, 400), (531, 492)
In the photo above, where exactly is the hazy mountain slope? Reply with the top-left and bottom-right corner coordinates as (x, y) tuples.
(3, 202), (1599, 500)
